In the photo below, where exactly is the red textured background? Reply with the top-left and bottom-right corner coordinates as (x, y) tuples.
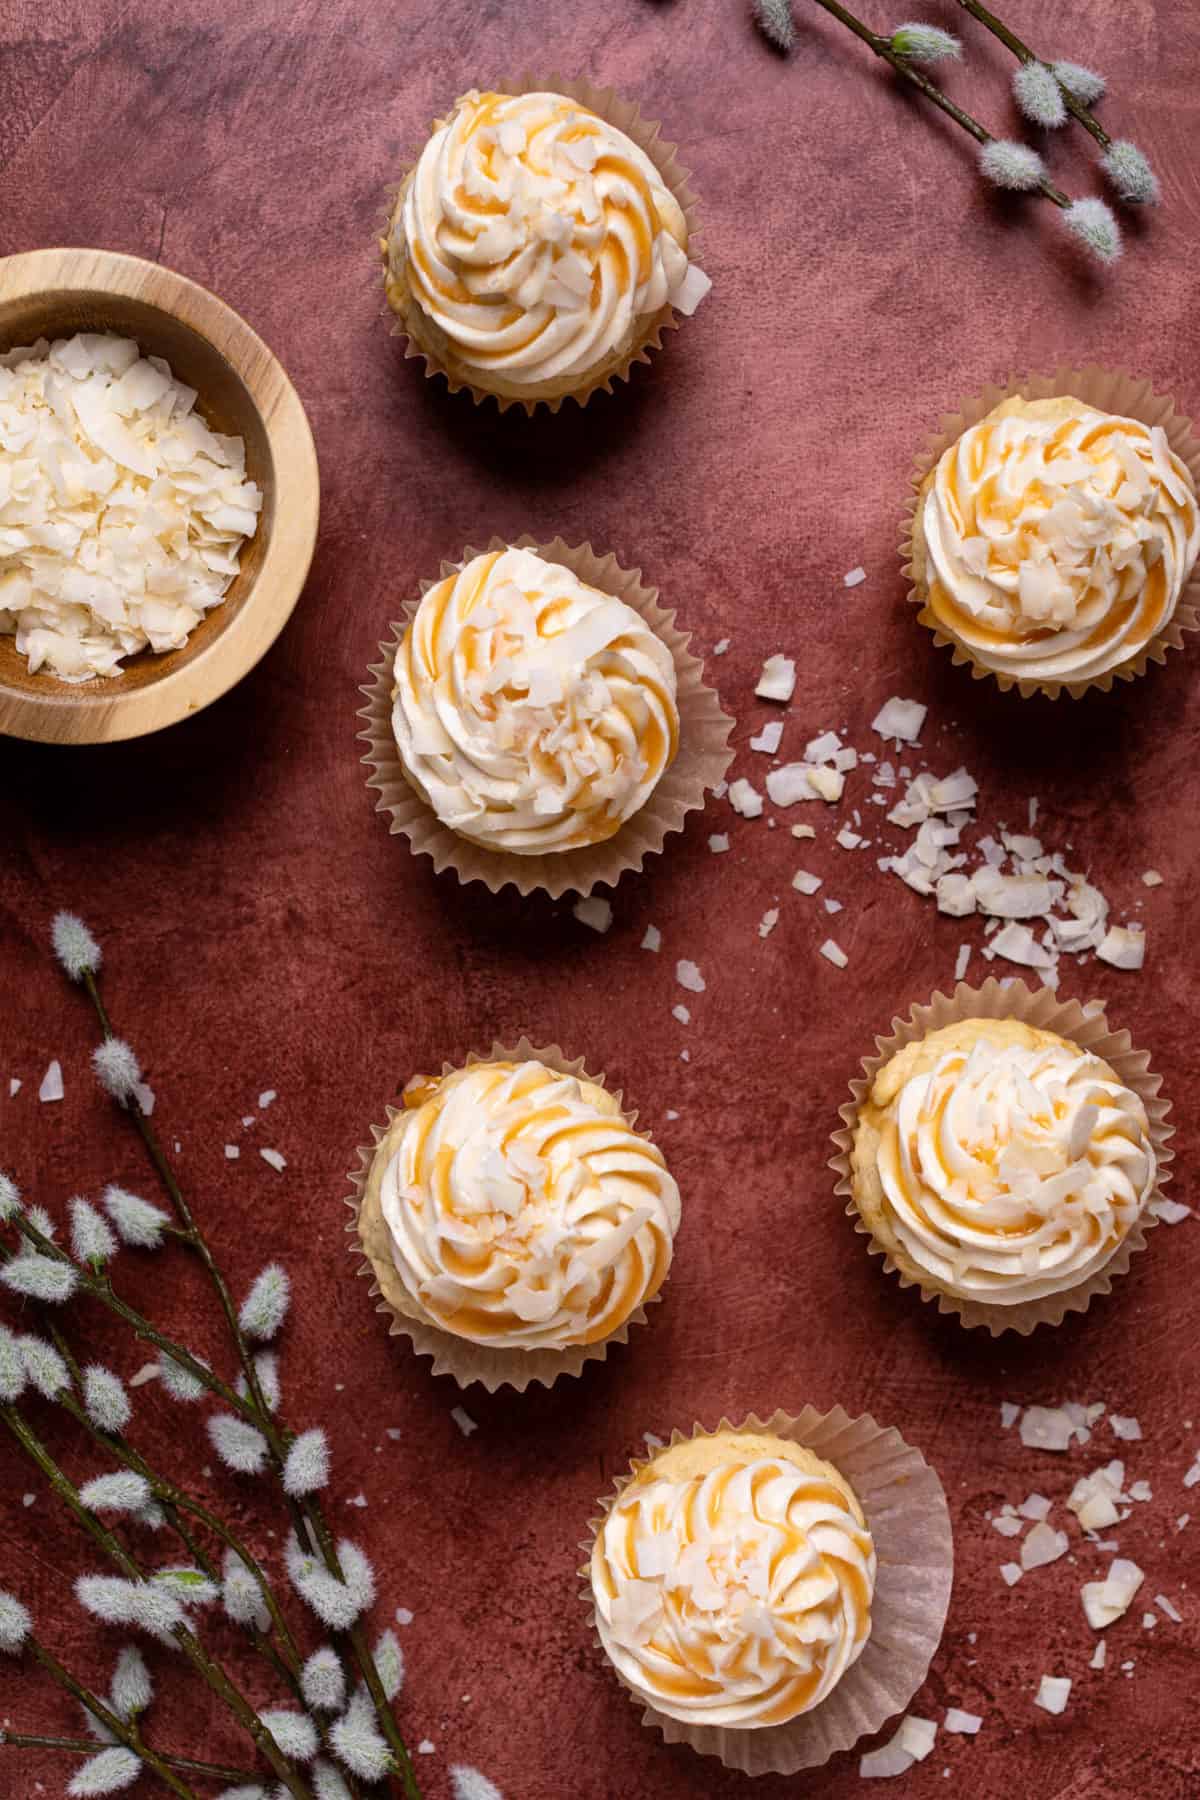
(2, 3), (1199, 1796)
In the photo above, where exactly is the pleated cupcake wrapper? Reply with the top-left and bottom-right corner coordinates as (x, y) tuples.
(346, 1038), (668, 1393)
(901, 366), (1200, 700)
(379, 75), (704, 414)
(580, 1408), (953, 1777)
(359, 535), (733, 898)
(830, 979), (1174, 1336)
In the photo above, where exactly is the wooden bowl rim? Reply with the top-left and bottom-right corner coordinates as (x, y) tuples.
(0, 247), (320, 745)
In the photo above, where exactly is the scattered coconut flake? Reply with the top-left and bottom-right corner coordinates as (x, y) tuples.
(38, 1060), (64, 1103)
(417, 1739), (435, 1755)
(128, 1363), (160, 1388)
(708, 834), (729, 854)
(573, 897), (612, 934)
(872, 697), (927, 743)
(224, 1145), (239, 1160)
(1081, 1558), (1143, 1628)
(757, 908), (779, 939)
(1183, 1456), (1200, 1490)
(1000, 1401), (1021, 1429)
(791, 823), (816, 840)
(450, 1407), (477, 1438)
(1018, 1494), (1052, 1522)
(258, 1089), (276, 1109)
(843, 566), (867, 588)
(750, 720), (784, 754)
(836, 828), (862, 850)
(1000, 1563), (1023, 1586)
(859, 1727), (914, 1779)
(765, 764), (817, 807)
(260, 1148), (286, 1173)
(1035, 1676), (1071, 1715)
(242, 1114), (255, 1127)
(1022, 1522), (1069, 1571)
(1068, 1467), (1123, 1532)
(1020, 1406), (1077, 1452)
(641, 925), (661, 953)
(819, 938), (848, 969)
(808, 766), (845, 803)
(944, 1709), (982, 1735)
(1141, 1612), (1157, 1629)
(1128, 1479), (1151, 1502)
(755, 654), (796, 702)
(897, 1718), (936, 1762)
(712, 637), (730, 655)
(395, 1606), (414, 1625)
(1097, 925), (1145, 970)
(1090, 1641), (1107, 1670)
(675, 960), (705, 994)
(1152, 1198), (1191, 1224)
(1156, 1595), (1182, 1623)
(792, 869), (822, 895)
(1110, 1415), (1142, 1442)
(729, 777), (764, 818)
(991, 1514), (1023, 1538)
(1141, 870), (1163, 887)
(8, 1078), (19, 1096)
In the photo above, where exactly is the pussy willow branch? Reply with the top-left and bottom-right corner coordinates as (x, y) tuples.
(75, 969), (421, 1800)
(954, 0), (1112, 148)
(1, 1725), (260, 1788)
(1, 1405), (313, 1800)
(23, 1633), (199, 1800)
(808, 0), (1071, 206)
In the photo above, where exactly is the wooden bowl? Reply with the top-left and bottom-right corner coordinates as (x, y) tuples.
(0, 248), (319, 744)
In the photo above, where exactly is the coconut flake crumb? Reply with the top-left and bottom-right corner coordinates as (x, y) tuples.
(641, 925), (661, 953)
(708, 834), (729, 854)
(224, 1145), (240, 1160)
(1141, 870), (1163, 887)
(712, 637), (730, 655)
(859, 1724), (917, 1779)
(792, 869), (822, 895)
(757, 908), (779, 939)
(843, 566), (867, 588)
(1090, 1640), (1107, 1670)
(38, 1060), (64, 1103)
(750, 720), (784, 754)
(944, 1709), (982, 1735)
(791, 823), (816, 840)
(1022, 1522), (1069, 1570)
(1152, 1198), (1191, 1224)
(1020, 1406), (1078, 1452)
(1156, 1594), (1182, 1623)
(872, 697), (927, 743)
(896, 1717), (936, 1762)
(1000, 1563), (1023, 1587)
(1097, 925), (1145, 970)
(1018, 1493), (1052, 1521)
(1035, 1676), (1071, 1715)
(1110, 1415), (1142, 1442)
(1082, 1558), (1143, 1628)
(258, 1089), (276, 1109)
(819, 938), (848, 969)
(671, 1005), (690, 1027)
(573, 897), (612, 934)
(675, 960), (705, 994)
(8, 1077), (19, 1096)
(260, 1148), (286, 1172)
(755, 654), (796, 702)
(450, 1407), (477, 1438)
(1001, 1401), (1021, 1429)
(729, 777), (764, 818)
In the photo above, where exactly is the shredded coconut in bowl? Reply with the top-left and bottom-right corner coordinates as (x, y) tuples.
(0, 333), (262, 681)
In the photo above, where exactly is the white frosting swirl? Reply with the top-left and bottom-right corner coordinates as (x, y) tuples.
(390, 88), (707, 393)
(592, 1436), (875, 1728)
(377, 1059), (680, 1349)
(874, 1033), (1155, 1303)
(921, 399), (1199, 684)
(391, 546), (679, 854)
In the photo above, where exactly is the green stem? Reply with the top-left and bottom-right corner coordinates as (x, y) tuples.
(25, 1636), (198, 1800)
(2, 1406), (314, 1800)
(954, 0), (1112, 148)
(0, 1726), (259, 1786)
(808, 0), (1072, 206)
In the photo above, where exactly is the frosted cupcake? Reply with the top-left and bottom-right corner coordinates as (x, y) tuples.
(591, 1430), (875, 1731)
(848, 1017), (1157, 1315)
(354, 1053), (680, 1385)
(382, 86), (710, 408)
(911, 395), (1200, 694)
(390, 545), (679, 856)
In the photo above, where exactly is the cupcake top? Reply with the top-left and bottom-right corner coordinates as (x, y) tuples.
(375, 1058), (680, 1350)
(919, 396), (1199, 686)
(391, 88), (708, 393)
(391, 546), (679, 855)
(591, 1431), (875, 1729)
(852, 1018), (1156, 1305)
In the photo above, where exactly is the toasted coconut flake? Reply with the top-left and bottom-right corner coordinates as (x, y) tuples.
(1097, 925), (1145, 970)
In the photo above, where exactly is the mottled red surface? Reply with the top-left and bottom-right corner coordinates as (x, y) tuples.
(2, 3), (1200, 1797)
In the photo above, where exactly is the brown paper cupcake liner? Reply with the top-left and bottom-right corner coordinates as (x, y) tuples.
(901, 366), (1200, 700)
(359, 535), (733, 898)
(345, 1037), (670, 1392)
(378, 75), (704, 414)
(830, 978), (1174, 1335)
(581, 1408), (953, 1776)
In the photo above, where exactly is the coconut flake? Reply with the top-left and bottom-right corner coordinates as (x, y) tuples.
(896, 1717), (936, 1762)
(1156, 1594), (1182, 1623)
(1022, 1522), (1069, 1571)
(641, 925), (661, 953)
(573, 897), (612, 934)
(450, 1407), (477, 1438)
(755, 655), (796, 702)
(792, 869), (822, 895)
(1090, 1640), (1107, 1669)
(260, 1148), (286, 1173)
(749, 720), (784, 754)
(1000, 1562), (1023, 1586)
(1020, 1406), (1077, 1452)
(1151, 1198), (1191, 1225)
(757, 908), (779, 939)
(1035, 1676), (1071, 1715)
(871, 697), (927, 743)
(819, 938), (848, 969)
(843, 566), (867, 588)
(944, 1709), (982, 1735)
(1097, 925), (1145, 970)
(728, 777), (764, 819)
(38, 1060), (64, 1103)
(675, 960), (705, 994)
(1110, 1415), (1142, 1442)
(708, 834), (729, 854)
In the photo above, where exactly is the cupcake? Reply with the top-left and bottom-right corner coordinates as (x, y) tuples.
(391, 544), (679, 855)
(591, 1430), (876, 1730)
(587, 1410), (953, 1775)
(353, 1050), (680, 1387)
(911, 394), (1200, 694)
(847, 1015), (1158, 1318)
(382, 85), (710, 409)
